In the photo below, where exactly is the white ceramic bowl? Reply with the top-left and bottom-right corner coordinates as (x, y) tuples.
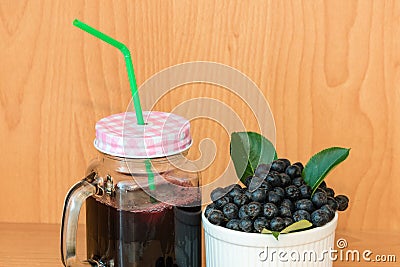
(202, 212), (338, 267)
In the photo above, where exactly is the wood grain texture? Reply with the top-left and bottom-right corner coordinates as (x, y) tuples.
(0, 223), (398, 267)
(0, 0), (399, 238)
(0, 223), (86, 267)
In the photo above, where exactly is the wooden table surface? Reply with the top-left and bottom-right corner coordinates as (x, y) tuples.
(0, 223), (399, 267)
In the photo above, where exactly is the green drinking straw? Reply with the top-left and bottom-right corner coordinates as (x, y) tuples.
(73, 19), (157, 193)
(145, 160), (156, 191)
(73, 19), (144, 125)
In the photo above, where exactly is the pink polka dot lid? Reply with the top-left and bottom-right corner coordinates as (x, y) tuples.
(94, 111), (192, 158)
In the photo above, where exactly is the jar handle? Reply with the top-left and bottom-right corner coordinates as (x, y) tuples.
(60, 172), (102, 267)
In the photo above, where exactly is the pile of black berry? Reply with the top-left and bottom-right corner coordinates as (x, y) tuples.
(205, 159), (349, 233)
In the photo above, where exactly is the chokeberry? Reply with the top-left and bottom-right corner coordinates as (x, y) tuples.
(299, 184), (312, 199)
(311, 191), (328, 208)
(292, 177), (305, 187)
(311, 209), (330, 227)
(259, 181), (273, 191)
(268, 191), (283, 205)
(293, 162), (304, 172)
(214, 196), (231, 208)
(319, 181), (327, 189)
(254, 217), (269, 233)
(207, 154), (350, 233)
(233, 194), (250, 206)
(320, 204), (335, 220)
(222, 203), (239, 219)
(239, 218), (253, 232)
(325, 188), (335, 198)
(279, 173), (292, 187)
(226, 219), (241, 231)
(244, 190), (252, 200)
(208, 210), (225, 225)
(314, 187), (326, 194)
(283, 217), (294, 227)
(295, 199), (315, 213)
(266, 173), (282, 187)
(279, 205), (292, 218)
(281, 198), (295, 212)
(293, 210), (311, 222)
(263, 203), (279, 219)
(270, 217), (286, 232)
(205, 203), (216, 218)
(248, 202), (262, 218)
(269, 170), (280, 176)
(250, 188), (267, 202)
(286, 165), (302, 178)
(271, 160), (287, 173)
(327, 197), (339, 211)
(285, 185), (301, 200)
(227, 185), (243, 198)
(233, 184), (242, 190)
(273, 187), (285, 198)
(335, 195), (349, 211)
(238, 204), (250, 219)
(278, 158), (291, 170)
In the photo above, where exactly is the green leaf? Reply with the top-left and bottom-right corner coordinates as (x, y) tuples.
(302, 147), (350, 194)
(261, 228), (280, 240)
(261, 220), (312, 240)
(230, 132), (277, 183)
(280, 220), (313, 234)
(261, 228), (272, 234)
(271, 231), (280, 240)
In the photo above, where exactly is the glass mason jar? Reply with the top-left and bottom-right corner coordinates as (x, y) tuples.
(61, 112), (201, 267)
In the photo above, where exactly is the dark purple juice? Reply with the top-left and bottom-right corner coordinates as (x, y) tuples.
(86, 190), (201, 267)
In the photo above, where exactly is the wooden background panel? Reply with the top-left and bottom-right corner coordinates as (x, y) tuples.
(0, 0), (399, 237)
